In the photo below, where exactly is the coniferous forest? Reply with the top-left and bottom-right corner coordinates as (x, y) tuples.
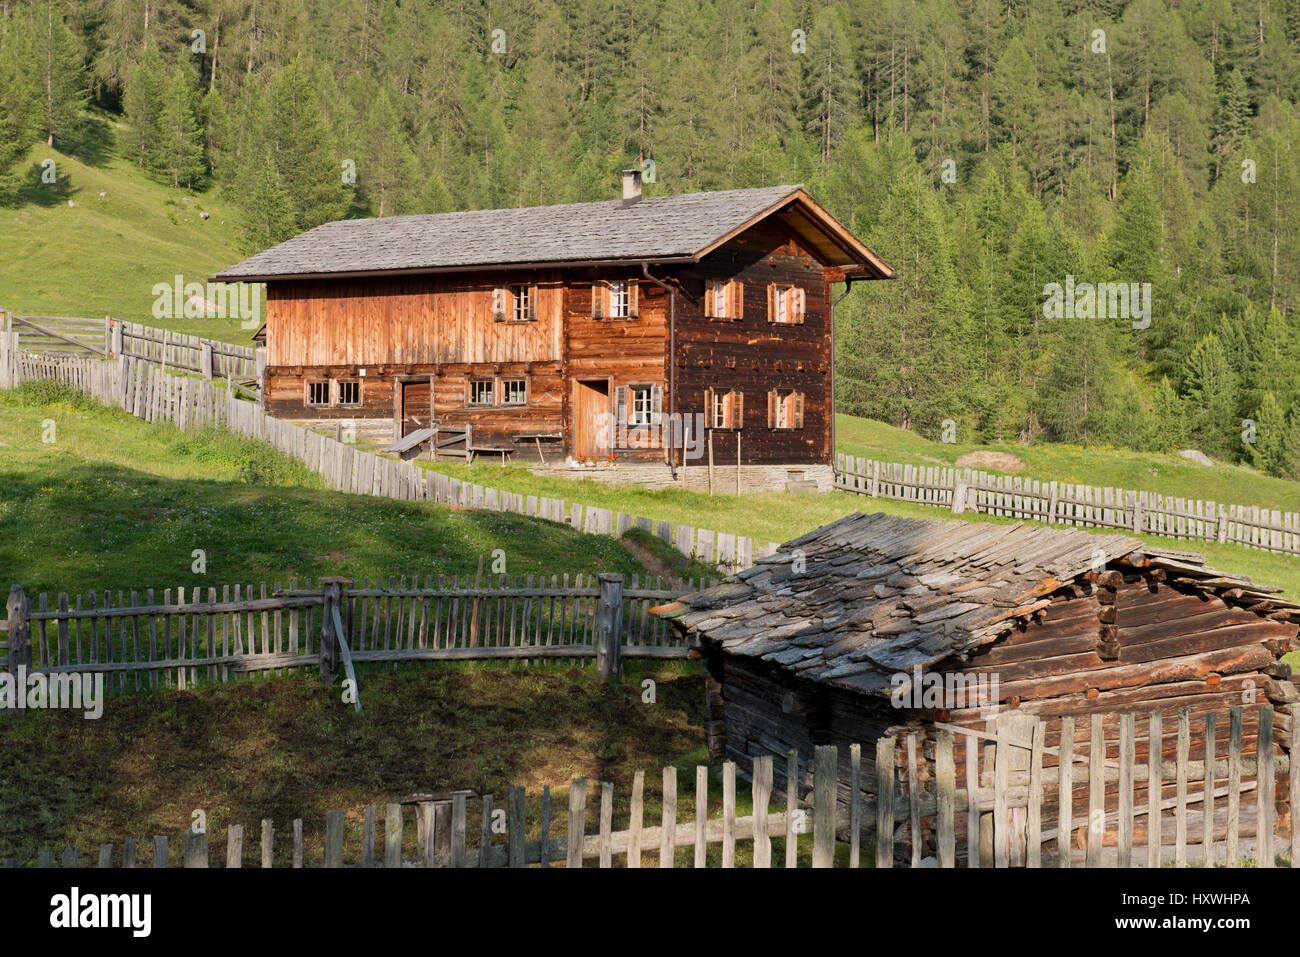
(0, 0), (1298, 473)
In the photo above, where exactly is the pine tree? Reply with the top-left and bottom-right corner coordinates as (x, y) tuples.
(123, 44), (166, 171)
(158, 64), (205, 189)
(29, 0), (87, 149)
(1210, 67), (1250, 180)
(1183, 332), (1239, 458)
(1246, 391), (1296, 477)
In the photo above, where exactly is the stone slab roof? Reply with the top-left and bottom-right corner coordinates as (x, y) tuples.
(653, 512), (1299, 697)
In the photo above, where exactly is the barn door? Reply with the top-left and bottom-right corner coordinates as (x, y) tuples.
(573, 379), (610, 459)
(400, 379), (431, 436)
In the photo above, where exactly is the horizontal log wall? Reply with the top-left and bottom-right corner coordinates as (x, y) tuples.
(672, 224), (833, 466)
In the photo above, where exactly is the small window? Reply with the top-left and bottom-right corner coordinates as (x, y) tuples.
(706, 388), (743, 429)
(705, 279), (743, 319)
(768, 389), (804, 430)
(594, 280), (637, 319)
(469, 379), (495, 406)
(629, 385), (653, 426)
(609, 281), (630, 318)
(500, 378), (527, 405)
(510, 284), (535, 322)
(768, 284), (805, 324)
(337, 380), (360, 406)
(306, 380), (330, 406)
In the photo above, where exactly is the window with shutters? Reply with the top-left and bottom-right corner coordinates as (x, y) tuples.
(337, 380), (361, 406)
(468, 379), (494, 406)
(592, 280), (637, 319)
(306, 380), (330, 406)
(705, 279), (743, 319)
(768, 284), (805, 324)
(500, 378), (527, 405)
(706, 388), (743, 429)
(767, 389), (805, 429)
(509, 284), (535, 322)
(629, 385), (653, 426)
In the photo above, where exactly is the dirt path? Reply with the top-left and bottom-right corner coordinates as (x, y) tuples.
(620, 534), (680, 579)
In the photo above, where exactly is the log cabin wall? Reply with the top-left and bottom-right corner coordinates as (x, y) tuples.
(672, 222), (833, 466)
(707, 576), (1297, 859)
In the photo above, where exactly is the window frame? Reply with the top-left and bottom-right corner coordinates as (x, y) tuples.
(336, 379), (361, 407)
(305, 379), (331, 407)
(467, 378), (496, 407)
(509, 284), (536, 322)
(499, 377), (528, 406)
(768, 283), (806, 324)
(629, 384), (654, 426)
(768, 389), (805, 430)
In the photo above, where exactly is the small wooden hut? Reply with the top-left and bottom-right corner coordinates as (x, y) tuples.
(653, 511), (1300, 860)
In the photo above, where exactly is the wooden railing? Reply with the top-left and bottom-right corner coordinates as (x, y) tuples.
(1, 573), (706, 693)
(836, 453), (1300, 556)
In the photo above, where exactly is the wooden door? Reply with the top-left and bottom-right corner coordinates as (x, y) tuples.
(573, 379), (609, 458)
(400, 379), (431, 436)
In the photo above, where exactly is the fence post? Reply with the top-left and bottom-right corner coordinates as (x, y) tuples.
(109, 318), (122, 358)
(595, 573), (624, 682)
(5, 585), (30, 681)
(812, 745), (837, 868)
(319, 578), (343, 683)
(200, 341), (214, 379)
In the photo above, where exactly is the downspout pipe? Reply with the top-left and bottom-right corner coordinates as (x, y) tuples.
(829, 276), (857, 469)
(642, 262), (678, 477)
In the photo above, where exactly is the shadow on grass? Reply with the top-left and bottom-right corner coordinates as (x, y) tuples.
(0, 662), (707, 865)
(0, 458), (648, 597)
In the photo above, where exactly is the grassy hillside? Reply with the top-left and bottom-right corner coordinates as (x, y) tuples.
(0, 382), (652, 595)
(422, 457), (1300, 600)
(0, 120), (253, 345)
(837, 414), (1300, 515)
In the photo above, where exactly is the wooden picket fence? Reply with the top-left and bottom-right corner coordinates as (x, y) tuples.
(1, 571), (707, 693)
(1, 311), (257, 380)
(8, 706), (1297, 867)
(0, 341), (763, 572)
(836, 454), (1300, 556)
(112, 319), (256, 380)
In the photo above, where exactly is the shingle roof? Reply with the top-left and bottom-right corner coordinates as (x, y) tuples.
(653, 512), (1299, 697)
(214, 185), (806, 281)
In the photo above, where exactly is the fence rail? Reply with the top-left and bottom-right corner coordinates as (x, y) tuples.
(0, 342), (765, 572)
(1, 310), (257, 380)
(113, 320), (256, 380)
(2, 571), (706, 692)
(6, 705), (1296, 867)
(836, 454), (1300, 556)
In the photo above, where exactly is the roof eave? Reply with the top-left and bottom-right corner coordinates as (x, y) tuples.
(691, 188), (894, 278)
(210, 254), (703, 284)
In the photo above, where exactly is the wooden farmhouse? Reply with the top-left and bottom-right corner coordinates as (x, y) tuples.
(654, 511), (1300, 862)
(214, 175), (892, 491)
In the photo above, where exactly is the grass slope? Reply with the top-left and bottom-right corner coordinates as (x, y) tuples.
(422, 457), (1300, 599)
(838, 413), (1300, 515)
(0, 124), (252, 344)
(0, 382), (650, 594)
